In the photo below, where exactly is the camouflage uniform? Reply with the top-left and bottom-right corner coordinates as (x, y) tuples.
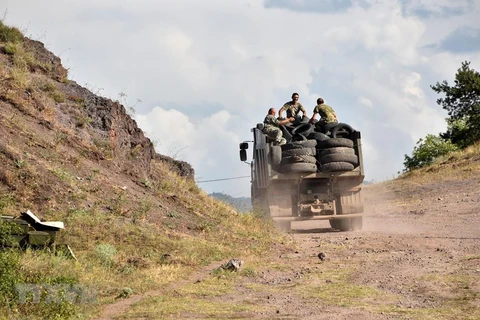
(313, 103), (337, 124)
(263, 115), (286, 145)
(282, 101), (306, 118)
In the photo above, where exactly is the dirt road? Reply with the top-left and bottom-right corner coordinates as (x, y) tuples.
(99, 177), (480, 320)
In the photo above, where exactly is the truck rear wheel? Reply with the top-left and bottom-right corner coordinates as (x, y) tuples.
(331, 217), (363, 231)
(329, 219), (340, 229)
(351, 217), (363, 230)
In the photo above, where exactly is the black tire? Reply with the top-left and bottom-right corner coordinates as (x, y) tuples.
(307, 132), (330, 141)
(282, 147), (316, 157)
(319, 147), (355, 158)
(301, 116), (311, 123)
(281, 163), (317, 174)
(317, 138), (354, 149)
(271, 146), (282, 171)
(320, 161), (354, 172)
(291, 123), (314, 137)
(336, 219), (352, 231)
(320, 153), (358, 165)
(291, 116), (303, 126)
(351, 217), (363, 231)
(315, 121), (338, 134)
(329, 219), (341, 229)
(281, 140), (317, 151)
(279, 125), (293, 143)
(291, 134), (307, 142)
(331, 123), (354, 139)
(333, 217), (363, 231)
(281, 155), (316, 165)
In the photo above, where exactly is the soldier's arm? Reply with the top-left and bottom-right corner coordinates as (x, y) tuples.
(309, 106), (318, 123)
(279, 117), (294, 125)
(278, 105), (286, 118)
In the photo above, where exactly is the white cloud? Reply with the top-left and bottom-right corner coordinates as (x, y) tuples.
(358, 96), (373, 108)
(4, 0), (480, 195)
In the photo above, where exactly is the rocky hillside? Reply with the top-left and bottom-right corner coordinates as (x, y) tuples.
(0, 21), (279, 320)
(0, 22), (199, 223)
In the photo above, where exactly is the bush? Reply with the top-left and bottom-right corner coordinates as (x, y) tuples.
(0, 21), (24, 43)
(403, 134), (458, 171)
(95, 243), (117, 267)
(0, 249), (21, 305)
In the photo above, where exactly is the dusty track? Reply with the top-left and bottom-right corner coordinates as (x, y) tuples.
(98, 176), (480, 319)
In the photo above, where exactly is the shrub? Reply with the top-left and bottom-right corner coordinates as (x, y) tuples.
(403, 134), (458, 171)
(95, 244), (117, 267)
(0, 21), (24, 43)
(0, 249), (21, 306)
(51, 91), (66, 103)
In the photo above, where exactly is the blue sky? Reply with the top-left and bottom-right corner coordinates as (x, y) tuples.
(2, 0), (480, 197)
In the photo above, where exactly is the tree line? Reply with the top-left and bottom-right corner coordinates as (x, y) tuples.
(403, 61), (480, 171)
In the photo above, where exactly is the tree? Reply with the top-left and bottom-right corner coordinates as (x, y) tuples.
(431, 61), (480, 147)
(403, 134), (458, 171)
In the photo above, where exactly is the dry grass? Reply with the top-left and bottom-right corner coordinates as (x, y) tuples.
(398, 142), (480, 184)
(0, 30), (286, 319)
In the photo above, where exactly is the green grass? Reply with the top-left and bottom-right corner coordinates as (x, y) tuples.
(0, 21), (24, 43)
(119, 270), (258, 319)
(0, 20), (286, 320)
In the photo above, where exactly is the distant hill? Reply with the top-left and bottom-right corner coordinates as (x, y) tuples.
(209, 192), (252, 212)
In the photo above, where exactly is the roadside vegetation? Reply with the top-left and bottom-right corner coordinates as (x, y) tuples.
(403, 61), (480, 172)
(0, 20), (285, 320)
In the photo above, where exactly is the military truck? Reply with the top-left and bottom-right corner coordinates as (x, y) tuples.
(239, 120), (364, 231)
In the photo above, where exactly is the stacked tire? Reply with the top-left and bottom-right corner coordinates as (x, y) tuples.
(273, 117), (359, 174)
(316, 138), (358, 173)
(279, 140), (317, 173)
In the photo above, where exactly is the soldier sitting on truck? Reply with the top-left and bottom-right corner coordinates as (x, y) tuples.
(279, 93), (308, 119)
(263, 108), (295, 146)
(309, 97), (338, 131)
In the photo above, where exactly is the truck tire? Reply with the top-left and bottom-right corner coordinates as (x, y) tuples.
(351, 217), (363, 230)
(315, 121), (338, 134)
(317, 138), (354, 149)
(280, 155), (316, 165)
(291, 133), (307, 142)
(319, 147), (355, 158)
(307, 132), (330, 141)
(320, 161), (354, 172)
(282, 147), (316, 157)
(331, 123), (354, 139)
(274, 220), (291, 232)
(291, 123), (314, 136)
(301, 116), (311, 123)
(271, 146), (282, 171)
(332, 217), (363, 231)
(281, 140), (317, 151)
(281, 163), (317, 174)
(336, 219), (352, 231)
(280, 125), (293, 143)
(320, 153), (358, 166)
(329, 219), (341, 229)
